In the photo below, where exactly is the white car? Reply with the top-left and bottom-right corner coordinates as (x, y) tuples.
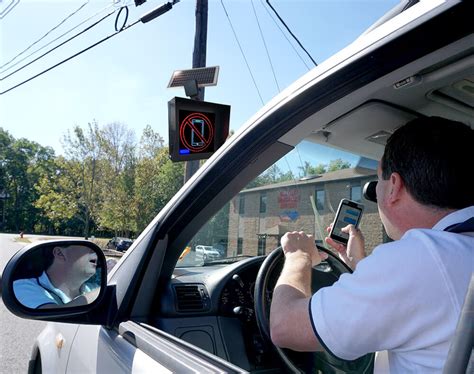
(1, 1), (472, 373)
(195, 245), (220, 262)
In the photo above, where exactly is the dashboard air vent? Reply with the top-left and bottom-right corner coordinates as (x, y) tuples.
(174, 284), (210, 312)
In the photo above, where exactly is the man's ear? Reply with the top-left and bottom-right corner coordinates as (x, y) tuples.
(388, 172), (404, 204)
(52, 247), (66, 261)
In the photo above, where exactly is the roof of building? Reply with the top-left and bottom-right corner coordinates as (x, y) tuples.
(242, 167), (377, 194)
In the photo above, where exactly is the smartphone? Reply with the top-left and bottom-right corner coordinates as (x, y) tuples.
(329, 199), (364, 245)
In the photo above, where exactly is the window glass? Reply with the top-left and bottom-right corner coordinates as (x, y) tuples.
(259, 193), (267, 214)
(237, 238), (243, 255)
(177, 141), (383, 267)
(315, 188), (325, 211)
(257, 235), (266, 256)
(239, 195), (245, 215)
(351, 184), (362, 202)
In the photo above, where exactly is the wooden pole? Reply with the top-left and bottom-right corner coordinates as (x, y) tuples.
(184, 0), (208, 183)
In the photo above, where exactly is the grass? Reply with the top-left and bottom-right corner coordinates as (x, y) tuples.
(13, 237), (31, 243)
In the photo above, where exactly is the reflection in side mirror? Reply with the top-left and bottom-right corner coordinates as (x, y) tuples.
(12, 243), (105, 309)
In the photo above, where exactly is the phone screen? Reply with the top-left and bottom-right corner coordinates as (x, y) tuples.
(330, 200), (363, 244)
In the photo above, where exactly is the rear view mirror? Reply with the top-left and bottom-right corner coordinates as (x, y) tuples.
(2, 240), (106, 311)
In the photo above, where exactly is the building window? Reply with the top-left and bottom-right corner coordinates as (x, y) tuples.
(257, 235), (266, 256)
(239, 195), (245, 214)
(237, 238), (243, 255)
(315, 188), (325, 211)
(350, 184), (362, 202)
(259, 193), (267, 213)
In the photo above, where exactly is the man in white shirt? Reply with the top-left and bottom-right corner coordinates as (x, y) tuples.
(270, 116), (474, 373)
(14, 244), (99, 308)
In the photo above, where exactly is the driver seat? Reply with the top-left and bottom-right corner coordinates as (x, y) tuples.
(442, 273), (474, 373)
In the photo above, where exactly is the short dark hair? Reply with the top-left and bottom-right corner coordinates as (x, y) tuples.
(381, 116), (474, 209)
(43, 247), (55, 270)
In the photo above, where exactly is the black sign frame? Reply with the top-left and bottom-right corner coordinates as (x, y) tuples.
(168, 97), (230, 162)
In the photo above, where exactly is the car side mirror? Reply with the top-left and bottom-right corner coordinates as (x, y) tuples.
(2, 240), (107, 315)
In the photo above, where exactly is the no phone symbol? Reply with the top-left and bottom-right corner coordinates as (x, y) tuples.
(179, 113), (214, 152)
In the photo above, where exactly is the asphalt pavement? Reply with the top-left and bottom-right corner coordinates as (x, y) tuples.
(0, 234), (47, 374)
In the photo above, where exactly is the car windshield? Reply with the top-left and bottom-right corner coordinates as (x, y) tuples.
(177, 139), (384, 267)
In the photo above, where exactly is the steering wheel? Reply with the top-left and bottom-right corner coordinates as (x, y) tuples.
(254, 244), (374, 373)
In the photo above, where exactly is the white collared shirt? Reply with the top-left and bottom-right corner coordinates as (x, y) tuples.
(310, 206), (474, 373)
(13, 271), (92, 308)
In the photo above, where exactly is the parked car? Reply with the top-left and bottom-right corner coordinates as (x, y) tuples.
(1, 1), (472, 373)
(195, 245), (221, 262)
(106, 237), (133, 252)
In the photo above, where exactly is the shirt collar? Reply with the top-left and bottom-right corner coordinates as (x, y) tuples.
(38, 271), (71, 304)
(432, 206), (474, 231)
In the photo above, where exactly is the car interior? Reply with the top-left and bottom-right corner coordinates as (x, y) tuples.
(109, 12), (474, 372)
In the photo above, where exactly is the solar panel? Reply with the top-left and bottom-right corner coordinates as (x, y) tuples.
(168, 66), (219, 88)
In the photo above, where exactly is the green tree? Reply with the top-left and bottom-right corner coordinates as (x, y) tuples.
(34, 157), (78, 233)
(96, 122), (137, 236)
(0, 128), (56, 232)
(134, 146), (184, 233)
(246, 164), (294, 189)
(327, 158), (351, 172)
(298, 161), (326, 177)
(61, 122), (103, 238)
(139, 124), (164, 159)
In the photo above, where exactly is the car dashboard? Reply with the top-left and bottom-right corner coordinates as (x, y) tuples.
(151, 256), (341, 372)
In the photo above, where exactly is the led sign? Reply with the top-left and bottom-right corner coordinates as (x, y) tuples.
(168, 97), (230, 162)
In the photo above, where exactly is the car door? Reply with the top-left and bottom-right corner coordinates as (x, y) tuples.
(67, 323), (245, 373)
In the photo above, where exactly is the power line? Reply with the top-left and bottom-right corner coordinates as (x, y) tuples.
(220, 0), (264, 106)
(0, 2), (117, 77)
(0, 1), (91, 70)
(0, 1), (180, 96)
(251, 0), (280, 93)
(0, 11), (116, 82)
(265, 0), (317, 67)
(258, 0), (310, 71)
(0, 0), (20, 19)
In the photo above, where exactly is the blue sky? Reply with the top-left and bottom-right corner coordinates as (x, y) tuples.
(0, 0), (398, 155)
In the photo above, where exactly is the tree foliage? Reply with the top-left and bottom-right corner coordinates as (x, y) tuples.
(245, 157), (350, 190)
(0, 127), (56, 232)
(1, 122), (183, 238)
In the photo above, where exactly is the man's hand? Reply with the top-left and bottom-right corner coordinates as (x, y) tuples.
(281, 231), (328, 267)
(270, 231), (327, 351)
(325, 224), (365, 270)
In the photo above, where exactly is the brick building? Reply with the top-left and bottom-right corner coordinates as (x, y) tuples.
(228, 167), (384, 257)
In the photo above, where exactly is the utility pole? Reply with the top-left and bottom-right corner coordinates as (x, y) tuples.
(184, 0), (208, 183)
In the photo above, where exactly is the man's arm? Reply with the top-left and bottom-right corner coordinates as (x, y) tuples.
(269, 231), (327, 351)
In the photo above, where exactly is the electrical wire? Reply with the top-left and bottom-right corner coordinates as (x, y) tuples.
(220, 0), (264, 106)
(0, 11), (116, 82)
(0, 1), (179, 96)
(258, 0), (310, 71)
(0, 18), (140, 96)
(251, 0), (280, 93)
(0, 1), (91, 70)
(265, 0), (317, 67)
(0, 0), (20, 19)
(114, 6), (129, 32)
(0, 2), (116, 77)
